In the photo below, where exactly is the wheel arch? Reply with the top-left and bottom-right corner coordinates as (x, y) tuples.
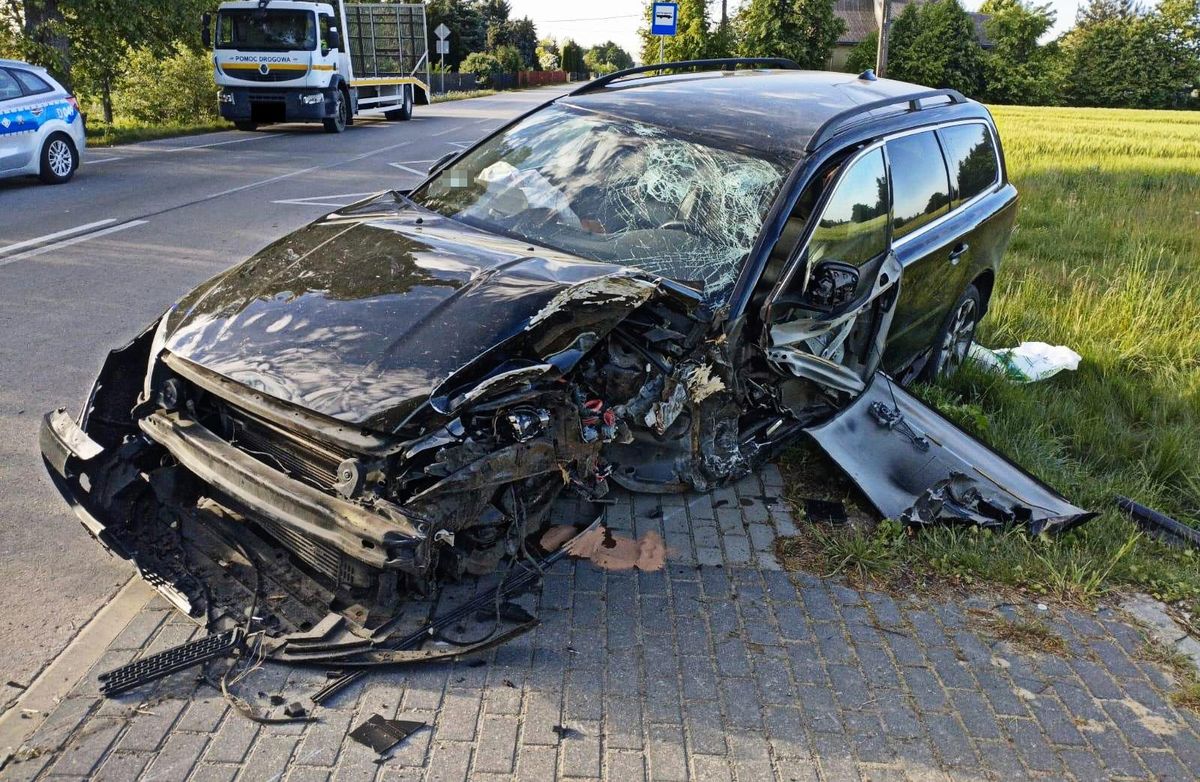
(971, 268), (996, 316)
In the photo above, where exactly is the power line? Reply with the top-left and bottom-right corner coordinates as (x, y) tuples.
(535, 14), (641, 23)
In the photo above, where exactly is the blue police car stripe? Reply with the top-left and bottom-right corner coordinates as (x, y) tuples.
(0, 99), (77, 137)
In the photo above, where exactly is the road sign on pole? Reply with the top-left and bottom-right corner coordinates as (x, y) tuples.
(651, 2), (678, 64)
(434, 23), (450, 94)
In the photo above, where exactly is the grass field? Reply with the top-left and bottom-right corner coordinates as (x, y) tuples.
(778, 105), (1200, 616)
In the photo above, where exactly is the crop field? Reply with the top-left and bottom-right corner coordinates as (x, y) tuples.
(779, 105), (1200, 613)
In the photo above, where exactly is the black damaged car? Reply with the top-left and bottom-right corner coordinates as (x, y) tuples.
(40, 60), (1093, 677)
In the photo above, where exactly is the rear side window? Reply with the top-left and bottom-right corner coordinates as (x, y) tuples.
(886, 131), (951, 240)
(12, 69), (53, 95)
(939, 123), (1000, 206)
(808, 148), (889, 268)
(0, 70), (22, 101)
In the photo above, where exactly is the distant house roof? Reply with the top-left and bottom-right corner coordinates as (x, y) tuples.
(834, 0), (993, 48)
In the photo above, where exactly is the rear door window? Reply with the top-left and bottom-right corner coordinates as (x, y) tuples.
(807, 148), (889, 268)
(12, 69), (53, 95)
(0, 70), (22, 101)
(939, 123), (1000, 207)
(886, 131), (952, 240)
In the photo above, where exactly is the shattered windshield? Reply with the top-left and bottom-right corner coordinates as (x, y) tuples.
(411, 107), (788, 299)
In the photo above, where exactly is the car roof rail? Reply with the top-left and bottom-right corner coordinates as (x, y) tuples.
(569, 58), (801, 96)
(805, 88), (968, 153)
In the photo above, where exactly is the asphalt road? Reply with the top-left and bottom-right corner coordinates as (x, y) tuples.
(0, 85), (572, 713)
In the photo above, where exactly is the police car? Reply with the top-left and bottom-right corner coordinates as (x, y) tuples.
(0, 59), (85, 184)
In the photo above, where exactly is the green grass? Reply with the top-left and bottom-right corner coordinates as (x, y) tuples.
(431, 89), (499, 103)
(778, 105), (1200, 613)
(86, 120), (233, 147)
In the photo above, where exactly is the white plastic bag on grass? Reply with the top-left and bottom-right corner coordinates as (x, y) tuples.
(967, 341), (1082, 383)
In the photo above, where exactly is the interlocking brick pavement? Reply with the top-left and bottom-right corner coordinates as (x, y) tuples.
(6, 465), (1200, 781)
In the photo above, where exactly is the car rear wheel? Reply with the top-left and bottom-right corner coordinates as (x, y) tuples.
(324, 90), (348, 133)
(925, 283), (981, 380)
(39, 133), (78, 184)
(234, 120), (258, 132)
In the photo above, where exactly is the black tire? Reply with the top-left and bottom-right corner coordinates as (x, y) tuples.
(924, 283), (982, 381)
(38, 133), (78, 184)
(323, 89), (348, 133)
(234, 120), (258, 132)
(384, 87), (413, 121)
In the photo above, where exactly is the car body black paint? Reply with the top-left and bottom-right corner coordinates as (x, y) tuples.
(38, 65), (1060, 660)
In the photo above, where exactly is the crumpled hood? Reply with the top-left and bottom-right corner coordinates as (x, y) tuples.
(162, 197), (634, 430)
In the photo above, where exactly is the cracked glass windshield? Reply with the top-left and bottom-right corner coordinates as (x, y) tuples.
(411, 106), (788, 299)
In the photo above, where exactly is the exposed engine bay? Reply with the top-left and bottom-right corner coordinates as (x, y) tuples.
(41, 260), (1092, 674)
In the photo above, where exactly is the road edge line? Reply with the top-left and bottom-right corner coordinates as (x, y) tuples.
(0, 577), (155, 758)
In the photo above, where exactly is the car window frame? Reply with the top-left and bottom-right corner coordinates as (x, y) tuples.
(888, 120), (1003, 251)
(765, 139), (891, 315)
(935, 120), (1002, 209)
(0, 68), (28, 101)
(7, 67), (55, 97)
(883, 128), (953, 243)
(762, 118), (1004, 318)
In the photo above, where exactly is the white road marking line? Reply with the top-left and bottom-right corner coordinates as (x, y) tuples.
(273, 192), (378, 207)
(0, 219), (117, 257)
(0, 220), (149, 268)
(447, 141), (469, 149)
(206, 166), (320, 199)
(388, 162), (428, 176)
(119, 132), (284, 154)
(83, 156), (121, 165)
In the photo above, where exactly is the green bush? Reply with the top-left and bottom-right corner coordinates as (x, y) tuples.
(110, 43), (219, 125)
(460, 51), (503, 87)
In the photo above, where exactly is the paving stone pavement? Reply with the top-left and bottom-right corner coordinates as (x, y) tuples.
(6, 465), (1200, 781)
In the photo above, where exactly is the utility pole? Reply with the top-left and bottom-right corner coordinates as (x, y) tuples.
(875, 0), (892, 77)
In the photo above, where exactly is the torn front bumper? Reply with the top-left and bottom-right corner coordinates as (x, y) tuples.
(805, 374), (1096, 535)
(39, 407), (131, 558)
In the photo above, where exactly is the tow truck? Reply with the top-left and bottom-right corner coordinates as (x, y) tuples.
(204, 0), (430, 133)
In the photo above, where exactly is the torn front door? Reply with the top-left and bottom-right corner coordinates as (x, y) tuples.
(805, 374), (1095, 535)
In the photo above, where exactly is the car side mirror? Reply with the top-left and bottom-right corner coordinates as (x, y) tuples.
(327, 28), (341, 51)
(429, 151), (456, 174)
(775, 260), (860, 313)
(804, 261), (859, 309)
(201, 13), (212, 48)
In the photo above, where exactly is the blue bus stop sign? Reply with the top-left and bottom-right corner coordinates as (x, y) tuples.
(651, 2), (679, 36)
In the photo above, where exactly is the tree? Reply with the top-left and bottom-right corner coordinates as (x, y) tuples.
(425, 0), (486, 72)
(979, 0), (1058, 104)
(886, 0), (986, 96)
(460, 50), (502, 86)
(735, 0), (845, 69)
(1057, 0), (1194, 107)
(560, 38), (585, 74)
(476, 0), (509, 32)
(584, 41), (633, 74)
(845, 30), (877, 74)
(493, 43), (523, 72)
(536, 37), (560, 70)
(507, 17), (538, 69)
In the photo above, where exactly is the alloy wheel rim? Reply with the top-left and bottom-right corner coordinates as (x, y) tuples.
(48, 140), (72, 176)
(940, 298), (977, 376)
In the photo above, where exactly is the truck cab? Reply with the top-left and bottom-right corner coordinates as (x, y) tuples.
(209, 0), (429, 133)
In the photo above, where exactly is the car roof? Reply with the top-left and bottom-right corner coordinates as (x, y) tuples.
(0, 58), (44, 70)
(559, 69), (990, 160)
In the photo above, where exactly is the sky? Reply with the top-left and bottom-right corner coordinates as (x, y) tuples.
(506, 0), (1086, 62)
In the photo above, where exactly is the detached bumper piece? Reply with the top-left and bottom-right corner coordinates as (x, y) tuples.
(806, 374), (1096, 535)
(99, 629), (243, 697)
